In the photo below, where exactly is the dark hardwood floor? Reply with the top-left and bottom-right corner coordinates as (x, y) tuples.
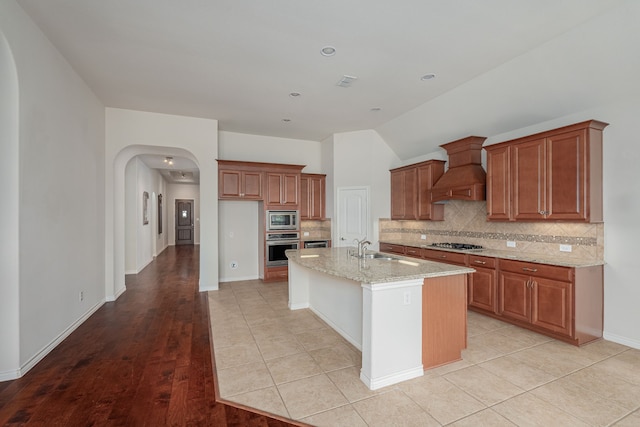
(0, 245), (302, 427)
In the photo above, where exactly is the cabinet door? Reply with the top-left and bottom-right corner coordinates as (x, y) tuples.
(499, 271), (530, 323)
(417, 162), (444, 220)
(531, 277), (573, 336)
(242, 171), (262, 199)
(309, 176), (325, 219)
(265, 173), (283, 205)
(300, 175), (310, 218)
(546, 129), (587, 221)
(390, 169), (416, 219)
(281, 173), (299, 206)
(486, 145), (511, 220)
(219, 170), (242, 198)
(468, 260), (497, 313)
(512, 138), (546, 220)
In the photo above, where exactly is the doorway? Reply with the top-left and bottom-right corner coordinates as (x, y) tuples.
(175, 199), (195, 245)
(336, 187), (370, 247)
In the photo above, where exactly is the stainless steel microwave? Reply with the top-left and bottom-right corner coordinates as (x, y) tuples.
(266, 210), (299, 231)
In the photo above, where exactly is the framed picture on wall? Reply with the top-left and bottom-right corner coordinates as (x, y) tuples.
(158, 194), (163, 234)
(143, 191), (149, 225)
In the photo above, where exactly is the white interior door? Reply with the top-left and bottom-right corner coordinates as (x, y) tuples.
(336, 187), (370, 247)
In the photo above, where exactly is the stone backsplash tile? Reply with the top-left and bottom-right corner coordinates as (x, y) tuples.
(379, 201), (604, 261)
(301, 219), (332, 239)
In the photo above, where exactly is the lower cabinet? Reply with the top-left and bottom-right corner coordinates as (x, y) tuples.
(378, 242), (603, 346)
(264, 266), (289, 282)
(467, 255), (498, 314)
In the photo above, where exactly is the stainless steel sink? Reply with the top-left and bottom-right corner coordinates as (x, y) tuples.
(360, 252), (397, 261)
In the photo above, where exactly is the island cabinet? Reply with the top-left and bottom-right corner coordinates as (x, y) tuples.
(498, 259), (603, 345)
(485, 120), (608, 222)
(218, 161), (263, 200)
(300, 173), (326, 220)
(467, 255), (498, 314)
(390, 160), (445, 221)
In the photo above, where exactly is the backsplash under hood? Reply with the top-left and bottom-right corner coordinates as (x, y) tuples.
(431, 136), (487, 202)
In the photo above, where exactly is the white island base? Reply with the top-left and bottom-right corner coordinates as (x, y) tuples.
(288, 260), (425, 390)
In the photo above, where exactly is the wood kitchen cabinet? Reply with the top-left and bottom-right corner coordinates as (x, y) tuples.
(485, 120), (608, 222)
(422, 248), (467, 266)
(390, 160), (445, 220)
(264, 165), (304, 208)
(300, 173), (326, 220)
(218, 161), (263, 200)
(379, 242), (406, 256)
(467, 255), (497, 314)
(499, 259), (573, 337)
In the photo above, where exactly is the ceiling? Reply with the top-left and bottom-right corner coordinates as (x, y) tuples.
(17, 0), (633, 164)
(137, 155), (200, 184)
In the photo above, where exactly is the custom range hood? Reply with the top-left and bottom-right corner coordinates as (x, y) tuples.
(431, 136), (487, 202)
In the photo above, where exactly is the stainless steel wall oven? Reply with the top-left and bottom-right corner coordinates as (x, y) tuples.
(266, 232), (300, 266)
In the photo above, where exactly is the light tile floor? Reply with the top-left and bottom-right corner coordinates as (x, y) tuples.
(209, 280), (640, 426)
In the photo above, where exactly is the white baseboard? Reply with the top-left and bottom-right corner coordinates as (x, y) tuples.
(360, 365), (424, 390)
(603, 331), (640, 350)
(8, 299), (105, 380)
(218, 275), (260, 283)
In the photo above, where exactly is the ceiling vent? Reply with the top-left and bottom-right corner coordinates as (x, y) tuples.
(336, 75), (357, 88)
(431, 136), (487, 203)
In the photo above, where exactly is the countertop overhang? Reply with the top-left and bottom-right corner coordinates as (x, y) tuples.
(286, 247), (473, 284)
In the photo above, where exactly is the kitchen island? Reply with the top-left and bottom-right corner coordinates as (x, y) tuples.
(286, 247), (474, 390)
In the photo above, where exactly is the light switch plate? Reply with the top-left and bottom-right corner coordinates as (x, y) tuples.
(507, 241), (516, 248)
(560, 244), (572, 252)
(420, 234), (427, 240)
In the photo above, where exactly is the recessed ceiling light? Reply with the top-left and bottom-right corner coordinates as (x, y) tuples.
(421, 73), (436, 81)
(321, 46), (336, 56)
(289, 92), (301, 98)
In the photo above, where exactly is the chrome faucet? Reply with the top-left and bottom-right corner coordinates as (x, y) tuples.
(353, 237), (372, 258)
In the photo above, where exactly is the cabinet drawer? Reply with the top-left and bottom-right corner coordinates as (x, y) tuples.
(404, 246), (423, 259)
(379, 243), (406, 255)
(468, 255), (496, 269)
(499, 259), (572, 282)
(423, 249), (467, 265)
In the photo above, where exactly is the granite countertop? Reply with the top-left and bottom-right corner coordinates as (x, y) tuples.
(380, 239), (604, 268)
(286, 247), (474, 284)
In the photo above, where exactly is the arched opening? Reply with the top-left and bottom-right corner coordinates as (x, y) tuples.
(110, 145), (201, 299)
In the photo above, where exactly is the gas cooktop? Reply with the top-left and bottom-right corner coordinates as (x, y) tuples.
(429, 242), (484, 251)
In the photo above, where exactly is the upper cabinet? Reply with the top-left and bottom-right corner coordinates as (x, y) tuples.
(390, 160), (445, 220)
(300, 174), (326, 220)
(485, 120), (608, 222)
(218, 160), (263, 200)
(217, 160), (305, 207)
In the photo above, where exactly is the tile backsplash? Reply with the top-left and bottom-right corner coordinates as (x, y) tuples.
(301, 219), (332, 239)
(379, 201), (603, 262)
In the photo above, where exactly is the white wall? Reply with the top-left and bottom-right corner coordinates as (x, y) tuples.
(0, 1), (106, 379)
(218, 131), (324, 172)
(0, 20), (20, 380)
(219, 201), (260, 281)
(167, 183), (201, 245)
(332, 130), (401, 245)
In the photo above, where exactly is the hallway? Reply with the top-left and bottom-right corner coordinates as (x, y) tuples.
(0, 246), (298, 427)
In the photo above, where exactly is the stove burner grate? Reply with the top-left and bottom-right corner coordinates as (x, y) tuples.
(429, 242), (484, 251)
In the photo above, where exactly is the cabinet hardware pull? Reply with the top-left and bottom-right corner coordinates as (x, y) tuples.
(474, 260), (486, 265)
(522, 267), (538, 272)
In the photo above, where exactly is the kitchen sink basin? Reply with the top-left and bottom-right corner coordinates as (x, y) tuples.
(361, 252), (398, 261)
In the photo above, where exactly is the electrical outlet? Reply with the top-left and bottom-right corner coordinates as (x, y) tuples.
(303, 231), (310, 236)
(420, 234), (427, 240)
(560, 244), (572, 252)
(507, 241), (516, 248)
(79, 291), (84, 302)
(230, 261), (238, 269)
(403, 291), (411, 305)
